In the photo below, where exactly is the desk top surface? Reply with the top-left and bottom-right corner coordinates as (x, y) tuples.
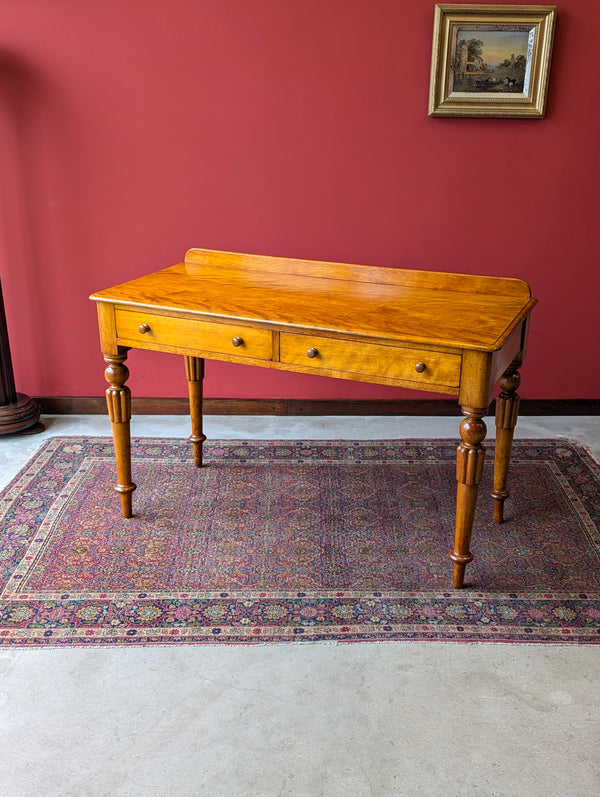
(90, 249), (536, 352)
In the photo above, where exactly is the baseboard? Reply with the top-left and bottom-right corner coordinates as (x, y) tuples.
(35, 397), (600, 416)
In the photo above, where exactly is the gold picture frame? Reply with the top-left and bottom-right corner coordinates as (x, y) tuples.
(429, 4), (557, 118)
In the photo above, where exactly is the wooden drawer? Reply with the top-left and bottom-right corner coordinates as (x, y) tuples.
(115, 309), (273, 360)
(280, 333), (461, 388)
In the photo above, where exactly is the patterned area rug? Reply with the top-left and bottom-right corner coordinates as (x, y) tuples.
(1, 437), (599, 646)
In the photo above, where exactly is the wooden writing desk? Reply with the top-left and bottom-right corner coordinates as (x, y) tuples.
(90, 248), (537, 588)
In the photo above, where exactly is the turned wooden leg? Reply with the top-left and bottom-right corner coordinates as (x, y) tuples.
(450, 406), (487, 588)
(104, 351), (136, 518)
(184, 356), (206, 467)
(492, 358), (522, 524)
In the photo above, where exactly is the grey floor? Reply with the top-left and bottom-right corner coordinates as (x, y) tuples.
(1, 414), (599, 797)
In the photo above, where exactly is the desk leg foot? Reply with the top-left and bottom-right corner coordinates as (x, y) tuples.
(450, 407), (487, 588)
(104, 352), (136, 518)
(185, 356), (206, 467)
(492, 359), (521, 524)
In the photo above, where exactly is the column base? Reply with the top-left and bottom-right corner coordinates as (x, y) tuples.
(0, 393), (43, 435)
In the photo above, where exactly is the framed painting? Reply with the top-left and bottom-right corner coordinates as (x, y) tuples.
(428, 4), (557, 117)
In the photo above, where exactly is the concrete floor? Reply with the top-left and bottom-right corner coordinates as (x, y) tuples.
(0, 415), (599, 797)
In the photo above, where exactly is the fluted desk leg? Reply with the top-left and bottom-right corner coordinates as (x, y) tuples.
(492, 357), (522, 524)
(450, 406), (487, 588)
(104, 351), (136, 518)
(185, 356), (207, 467)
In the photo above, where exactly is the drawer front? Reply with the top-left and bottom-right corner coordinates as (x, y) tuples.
(115, 309), (273, 360)
(280, 333), (461, 387)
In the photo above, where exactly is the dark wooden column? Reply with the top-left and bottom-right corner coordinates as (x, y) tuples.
(0, 279), (42, 434)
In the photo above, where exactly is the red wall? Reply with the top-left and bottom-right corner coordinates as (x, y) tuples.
(1, 0), (598, 401)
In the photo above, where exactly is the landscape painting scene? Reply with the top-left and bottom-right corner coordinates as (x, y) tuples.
(450, 27), (533, 93)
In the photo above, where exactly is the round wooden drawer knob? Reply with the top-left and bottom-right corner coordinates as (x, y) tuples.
(307, 347), (319, 359)
(414, 362), (427, 373)
(138, 323), (151, 334)
(232, 336), (244, 347)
